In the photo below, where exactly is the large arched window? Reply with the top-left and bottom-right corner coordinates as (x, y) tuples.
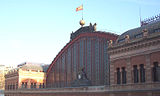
(21, 82), (24, 88)
(117, 68), (121, 84)
(31, 83), (33, 88)
(133, 65), (139, 83)
(24, 82), (27, 88)
(140, 64), (145, 83)
(153, 62), (160, 82)
(122, 67), (126, 84)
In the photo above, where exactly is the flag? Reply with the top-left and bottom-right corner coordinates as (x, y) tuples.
(76, 5), (83, 12)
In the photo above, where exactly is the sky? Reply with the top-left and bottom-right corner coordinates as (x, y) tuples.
(0, 0), (160, 67)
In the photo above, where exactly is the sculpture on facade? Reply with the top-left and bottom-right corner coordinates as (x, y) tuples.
(71, 67), (91, 87)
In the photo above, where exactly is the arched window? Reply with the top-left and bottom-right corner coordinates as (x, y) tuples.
(21, 82), (24, 88)
(34, 83), (36, 88)
(43, 83), (45, 88)
(39, 83), (42, 88)
(16, 83), (18, 89)
(31, 83), (33, 88)
(117, 68), (121, 84)
(153, 62), (160, 82)
(140, 64), (145, 83)
(122, 67), (127, 84)
(24, 82), (27, 88)
(133, 65), (139, 83)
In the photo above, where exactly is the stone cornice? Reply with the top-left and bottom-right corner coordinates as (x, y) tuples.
(108, 33), (160, 55)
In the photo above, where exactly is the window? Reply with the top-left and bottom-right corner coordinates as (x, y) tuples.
(16, 83), (18, 89)
(31, 83), (33, 88)
(21, 82), (24, 88)
(34, 83), (36, 88)
(10, 85), (12, 90)
(13, 85), (15, 90)
(24, 82), (27, 88)
(9, 85), (11, 90)
(153, 62), (160, 82)
(8, 85), (9, 90)
(122, 67), (127, 84)
(118, 38), (125, 43)
(117, 68), (121, 84)
(135, 33), (143, 38)
(133, 65), (139, 83)
(39, 83), (42, 88)
(154, 28), (160, 33)
(43, 83), (45, 88)
(140, 64), (145, 83)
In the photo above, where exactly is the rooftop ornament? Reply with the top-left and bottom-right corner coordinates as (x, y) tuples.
(141, 14), (160, 26)
(142, 29), (148, 37)
(125, 35), (130, 43)
(80, 19), (85, 27)
(109, 40), (113, 47)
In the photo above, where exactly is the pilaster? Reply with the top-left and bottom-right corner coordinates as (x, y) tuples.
(126, 58), (132, 83)
(145, 54), (152, 83)
(110, 61), (115, 85)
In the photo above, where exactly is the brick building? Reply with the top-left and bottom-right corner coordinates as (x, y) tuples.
(5, 62), (48, 90)
(108, 15), (160, 95)
(46, 23), (118, 88)
(4, 15), (160, 96)
(0, 65), (13, 90)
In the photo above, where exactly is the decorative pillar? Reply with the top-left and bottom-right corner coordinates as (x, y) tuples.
(126, 58), (132, 84)
(145, 54), (152, 83)
(28, 79), (31, 89)
(110, 61), (115, 85)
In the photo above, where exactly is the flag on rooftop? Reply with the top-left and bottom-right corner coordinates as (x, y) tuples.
(76, 5), (83, 12)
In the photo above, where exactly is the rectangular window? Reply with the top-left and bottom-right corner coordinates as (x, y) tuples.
(118, 38), (125, 43)
(154, 28), (160, 33)
(135, 33), (143, 38)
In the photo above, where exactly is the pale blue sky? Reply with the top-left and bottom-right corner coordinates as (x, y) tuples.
(0, 0), (160, 66)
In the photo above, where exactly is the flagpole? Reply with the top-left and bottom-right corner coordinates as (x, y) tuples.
(138, 0), (142, 26)
(82, 4), (83, 20)
(139, 6), (141, 26)
(82, 0), (83, 20)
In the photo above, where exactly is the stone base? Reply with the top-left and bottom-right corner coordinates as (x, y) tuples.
(71, 79), (92, 87)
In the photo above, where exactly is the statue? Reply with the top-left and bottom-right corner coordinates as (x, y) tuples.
(109, 40), (113, 47)
(71, 67), (91, 87)
(125, 35), (130, 43)
(142, 29), (148, 37)
(78, 67), (88, 80)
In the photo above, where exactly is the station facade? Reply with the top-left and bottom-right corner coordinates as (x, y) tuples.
(46, 24), (118, 88)
(4, 15), (160, 96)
